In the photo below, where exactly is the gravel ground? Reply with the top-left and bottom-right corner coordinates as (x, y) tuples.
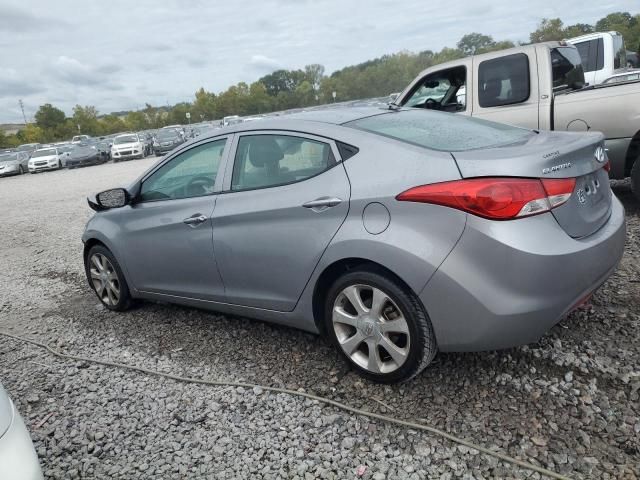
(0, 160), (638, 479)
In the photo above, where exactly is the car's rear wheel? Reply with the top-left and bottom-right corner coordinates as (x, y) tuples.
(324, 268), (437, 383)
(85, 245), (132, 311)
(18, 165), (24, 174)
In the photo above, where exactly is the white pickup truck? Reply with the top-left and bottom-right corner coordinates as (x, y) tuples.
(394, 41), (640, 198)
(567, 31), (628, 85)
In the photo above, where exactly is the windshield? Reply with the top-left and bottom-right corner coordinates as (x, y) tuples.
(0, 153), (19, 162)
(32, 149), (57, 157)
(346, 110), (532, 152)
(17, 144), (37, 151)
(157, 131), (179, 140)
(115, 135), (138, 144)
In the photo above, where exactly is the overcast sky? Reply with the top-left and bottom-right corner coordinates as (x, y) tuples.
(0, 0), (636, 123)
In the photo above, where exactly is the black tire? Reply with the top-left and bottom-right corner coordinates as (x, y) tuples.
(631, 158), (640, 200)
(85, 245), (132, 311)
(324, 267), (437, 384)
(18, 165), (24, 174)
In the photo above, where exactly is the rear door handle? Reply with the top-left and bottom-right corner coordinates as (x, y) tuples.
(302, 197), (342, 211)
(183, 214), (208, 226)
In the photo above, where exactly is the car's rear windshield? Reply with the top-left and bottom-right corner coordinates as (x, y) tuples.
(345, 110), (533, 152)
(32, 149), (57, 157)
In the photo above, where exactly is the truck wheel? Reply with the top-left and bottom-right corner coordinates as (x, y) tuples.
(631, 158), (640, 200)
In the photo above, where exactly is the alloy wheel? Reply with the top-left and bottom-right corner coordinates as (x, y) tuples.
(89, 253), (120, 306)
(332, 284), (410, 374)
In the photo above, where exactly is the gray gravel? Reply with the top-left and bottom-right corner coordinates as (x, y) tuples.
(0, 160), (638, 479)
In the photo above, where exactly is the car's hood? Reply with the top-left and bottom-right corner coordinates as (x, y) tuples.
(0, 383), (14, 438)
(70, 148), (96, 158)
(0, 160), (18, 166)
(30, 155), (57, 162)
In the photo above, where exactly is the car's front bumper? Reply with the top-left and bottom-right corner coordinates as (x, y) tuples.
(154, 144), (179, 155)
(0, 401), (43, 480)
(112, 149), (143, 160)
(421, 195), (626, 352)
(28, 162), (59, 173)
(0, 165), (21, 176)
(66, 156), (99, 168)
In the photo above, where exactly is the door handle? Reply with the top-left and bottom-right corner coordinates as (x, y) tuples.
(183, 214), (208, 226)
(302, 197), (342, 211)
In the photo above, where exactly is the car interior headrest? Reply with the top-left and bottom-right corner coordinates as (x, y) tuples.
(248, 136), (284, 168)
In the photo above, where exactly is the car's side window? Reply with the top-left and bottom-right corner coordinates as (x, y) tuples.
(139, 139), (226, 202)
(231, 134), (335, 191)
(478, 54), (530, 108)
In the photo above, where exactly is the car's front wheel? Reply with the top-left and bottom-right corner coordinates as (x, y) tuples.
(85, 245), (132, 311)
(18, 165), (24, 174)
(324, 267), (437, 383)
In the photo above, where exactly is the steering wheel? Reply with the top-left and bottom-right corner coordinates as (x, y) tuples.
(424, 98), (440, 110)
(184, 176), (215, 197)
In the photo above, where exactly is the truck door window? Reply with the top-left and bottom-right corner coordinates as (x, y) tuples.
(403, 66), (466, 112)
(477, 54), (530, 108)
(550, 47), (585, 91)
(575, 39), (604, 72)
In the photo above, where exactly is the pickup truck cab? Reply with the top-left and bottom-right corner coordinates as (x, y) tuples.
(395, 42), (640, 198)
(567, 31), (628, 85)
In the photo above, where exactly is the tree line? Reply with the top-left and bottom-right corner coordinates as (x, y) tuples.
(1, 11), (638, 148)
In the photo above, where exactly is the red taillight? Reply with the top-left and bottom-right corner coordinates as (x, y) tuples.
(397, 177), (576, 220)
(603, 160), (611, 173)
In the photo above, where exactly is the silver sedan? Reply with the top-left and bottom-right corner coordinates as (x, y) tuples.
(82, 108), (625, 383)
(0, 383), (43, 479)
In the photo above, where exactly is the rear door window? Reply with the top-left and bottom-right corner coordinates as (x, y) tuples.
(231, 134), (335, 191)
(575, 39), (604, 72)
(477, 54), (530, 108)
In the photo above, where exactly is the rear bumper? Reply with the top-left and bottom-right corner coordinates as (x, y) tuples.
(0, 401), (43, 480)
(420, 195), (626, 352)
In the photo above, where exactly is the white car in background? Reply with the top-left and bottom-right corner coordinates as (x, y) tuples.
(28, 147), (65, 173)
(111, 134), (146, 162)
(0, 383), (43, 479)
(71, 135), (90, 144)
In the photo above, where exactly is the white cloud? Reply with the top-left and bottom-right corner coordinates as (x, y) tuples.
(0, 0), (638, 122)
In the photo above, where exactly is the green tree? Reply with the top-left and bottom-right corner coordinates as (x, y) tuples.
(530, 18), (565, 43)
(563, 23), (594, 38)
(125, 111), (148, 131)
(34, 103), (66, 131)
(100, 115), (127, 135)
(595, 12), (640, 55)
(457, 33), (495, 55)
(16, 124), (45, 143)
(72, 105), (100, 135)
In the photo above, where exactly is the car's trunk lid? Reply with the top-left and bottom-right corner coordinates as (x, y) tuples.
(452, 131), (612, 238)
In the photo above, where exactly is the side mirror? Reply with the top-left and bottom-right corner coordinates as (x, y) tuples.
(96, 188), (130, 209)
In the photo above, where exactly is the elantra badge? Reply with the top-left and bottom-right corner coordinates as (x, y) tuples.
(542, 162), (572, 174)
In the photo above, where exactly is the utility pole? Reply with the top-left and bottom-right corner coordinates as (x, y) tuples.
(18, 99), (27, 124)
